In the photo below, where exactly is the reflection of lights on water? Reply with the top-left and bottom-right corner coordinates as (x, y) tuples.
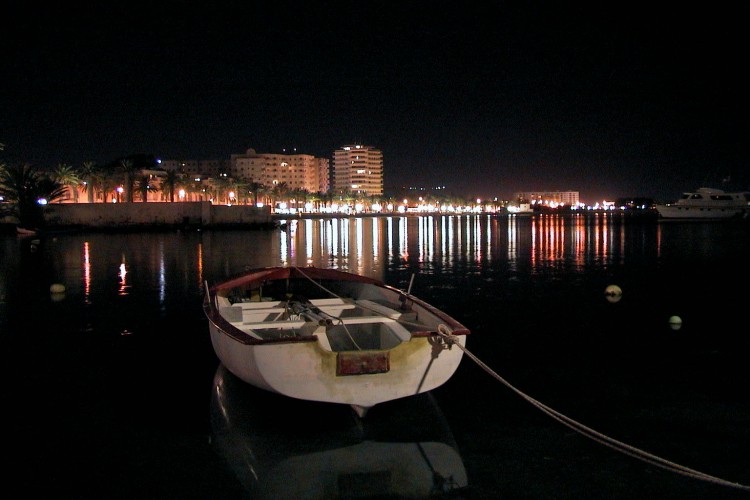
(340, 219), (349, 259)
(279, 227), (288, 265)
(418, 216), (434, 263)
(472, 216), (481, 262)
(329, 219), (337, 259)
(118, 256), (129, 296)
(399, 217), (408, 260)
(387, 217), (394, 258)
(158, 241), (166, 305)
(264, 214), (629, 279)
(197, 243), (203, 288)
(305, 219), (313, 261)
(83, 241), (91, 304)
(355, 218), (363, 272)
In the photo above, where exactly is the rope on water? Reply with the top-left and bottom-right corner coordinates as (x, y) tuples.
(435, 325), (750, 492)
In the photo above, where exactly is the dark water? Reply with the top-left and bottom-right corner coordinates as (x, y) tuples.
(1, 214), (749, 499)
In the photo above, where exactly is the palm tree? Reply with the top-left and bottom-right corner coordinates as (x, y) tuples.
(118, 159), (138, 202)
(184, 177), (207, 201)
(293, 188), (310, 212)
(78, 161), (99, 203)
(98, 166), (121, 203)
(233, 179), (250, 205)
(271, 181), (288, 210)
(161, 169), (183, 202)
(51, 163), (83, 202)
(248, 181), (264, 207)
(307, 191), (322, 212)
(320, 191), (334, 212)
(135, 174), (157, 202)
(0, 162), (66, 229)
(207, 176), (227, 203)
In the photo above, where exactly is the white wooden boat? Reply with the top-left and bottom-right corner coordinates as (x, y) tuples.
(203, 266), (469, 417)
(654, 187), (749, 219)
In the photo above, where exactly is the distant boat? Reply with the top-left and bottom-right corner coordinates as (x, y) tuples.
(654, 187), (750, 220)
(507, 201), (534, 215)
(203, 266), (469, 417)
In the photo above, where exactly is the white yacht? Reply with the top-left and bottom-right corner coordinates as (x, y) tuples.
(655, 187), (749, 220)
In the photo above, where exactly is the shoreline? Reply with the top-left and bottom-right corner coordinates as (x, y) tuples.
(0, 208), (669, 235)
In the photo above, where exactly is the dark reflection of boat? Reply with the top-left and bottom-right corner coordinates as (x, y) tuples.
(209, 364), (468, 499)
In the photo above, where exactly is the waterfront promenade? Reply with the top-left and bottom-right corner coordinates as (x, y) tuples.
(1, 202), (660, 233)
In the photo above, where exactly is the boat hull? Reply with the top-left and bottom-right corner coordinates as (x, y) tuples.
(204, 266), (469, 414)
(654, 205), (747, 219)
(207, 319), (466, 409)
(655, 187), (749, 220)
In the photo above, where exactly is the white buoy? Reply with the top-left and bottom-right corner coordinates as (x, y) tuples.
(668, 315), (683, 331)
(50, 283), (66, 294)
(604, 284), (622, 303)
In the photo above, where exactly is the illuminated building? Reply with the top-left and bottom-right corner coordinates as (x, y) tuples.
(513, 190), (580, 206)
(230, 148), (330, 193)
(332, 145), (383, 196)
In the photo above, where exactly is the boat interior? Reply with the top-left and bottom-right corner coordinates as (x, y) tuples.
(216, 292), (428, 351)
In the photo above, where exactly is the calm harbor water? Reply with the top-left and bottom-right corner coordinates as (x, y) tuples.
(1, 214), (749, 499)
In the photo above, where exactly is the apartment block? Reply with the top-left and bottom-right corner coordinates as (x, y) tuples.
(514, 191), (580, 206)
(332, 145), (383, 196)
(229, 149), (329, 193)
(159, 159), (231, 178)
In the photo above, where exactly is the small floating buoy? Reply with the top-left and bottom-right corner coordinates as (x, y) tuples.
(604, 284), (622, 303)
(50, 283), (66, 294)
(668, 315), (683, 331)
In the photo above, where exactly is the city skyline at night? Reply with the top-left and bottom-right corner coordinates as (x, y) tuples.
(2, 2), (747, 202)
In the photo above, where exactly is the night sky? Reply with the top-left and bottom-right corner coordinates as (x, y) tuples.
(2, 2), (747, 202)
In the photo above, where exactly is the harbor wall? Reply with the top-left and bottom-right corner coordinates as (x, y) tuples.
(41, 202), (274, 229)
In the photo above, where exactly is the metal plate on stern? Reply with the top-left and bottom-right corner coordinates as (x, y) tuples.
(337, 352), (390, 376)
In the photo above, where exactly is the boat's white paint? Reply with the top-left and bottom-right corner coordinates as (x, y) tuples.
(208, 322), (466, 408)
(655, 187), (749, 220)
(204, 266), (469, 415)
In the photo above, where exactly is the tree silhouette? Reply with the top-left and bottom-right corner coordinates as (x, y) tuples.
(0, 162), (66, 229)
(78, 161), (101, 203)
(136, 174), (158, 202)
(52, 163), (82, 202)
(118, 159), (138, 202)
(161, 169), (183, 202)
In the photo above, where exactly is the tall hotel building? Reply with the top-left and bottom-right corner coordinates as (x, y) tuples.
(332, 145), (383, 196)
(229, 149), (330, 193)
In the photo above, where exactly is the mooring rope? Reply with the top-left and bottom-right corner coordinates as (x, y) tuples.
(292, 266), (362, 350)
(435, 325), (750, 492)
